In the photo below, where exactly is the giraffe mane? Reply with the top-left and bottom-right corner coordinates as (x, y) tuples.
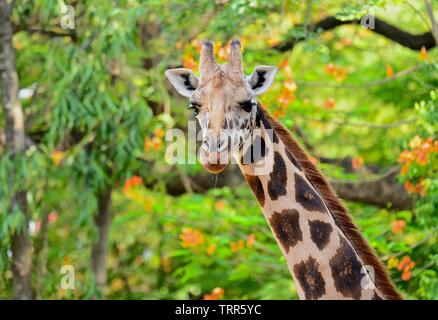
(258, 104), (402, 300)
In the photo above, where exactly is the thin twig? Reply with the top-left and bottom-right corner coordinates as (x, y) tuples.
(295, 64), (427, 89)
(177, 167), (194, 193)
(381, 233), (435, 261)
(405, 0), (432, 30)
(13, 24), (77, 41)
(329, 118), (417, 129)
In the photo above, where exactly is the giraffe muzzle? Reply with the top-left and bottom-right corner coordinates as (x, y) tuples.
(199, 137), (231, 173)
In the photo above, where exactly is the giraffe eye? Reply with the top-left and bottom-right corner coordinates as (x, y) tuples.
(188, 102), (200, 116)
(239, 100), (254, 113)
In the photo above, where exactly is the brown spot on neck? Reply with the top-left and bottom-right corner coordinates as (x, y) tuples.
(245, 174), (265, 207)
(269, 209), (303, 253)
(308, 220), (333, 250)
(294, 173), (326, 213)
(329, 237), (363, 299)
(267, 151), (287, 200)
(293, 256), (326, 300)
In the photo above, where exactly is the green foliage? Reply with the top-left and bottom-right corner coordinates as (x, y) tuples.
(0, 0), (437, 300)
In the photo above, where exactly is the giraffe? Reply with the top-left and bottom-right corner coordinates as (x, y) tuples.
(165, 40), (402, 300)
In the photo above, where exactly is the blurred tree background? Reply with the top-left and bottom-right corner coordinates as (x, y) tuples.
(0, 0), (437, 299)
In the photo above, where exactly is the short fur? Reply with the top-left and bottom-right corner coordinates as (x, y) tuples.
(258, 104), (402, 300)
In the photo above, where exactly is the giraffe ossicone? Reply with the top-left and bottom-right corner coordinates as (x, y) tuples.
(165, 40), (402, 300)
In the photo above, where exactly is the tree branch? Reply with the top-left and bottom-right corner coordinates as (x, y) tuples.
(330, 168), (412, 210)
(0, 0), (33, 299)
(13, 24), (77, 41)
(274, 15), (436, 52)
(159, 164), (412, 210)
(425, 0), (438, 45)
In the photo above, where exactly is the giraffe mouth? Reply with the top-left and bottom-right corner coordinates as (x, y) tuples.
(199, 150), (230, 174)
(203, 162), (228, 174)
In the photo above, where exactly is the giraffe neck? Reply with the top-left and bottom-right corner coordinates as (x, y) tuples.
(235, 105), (398, 300)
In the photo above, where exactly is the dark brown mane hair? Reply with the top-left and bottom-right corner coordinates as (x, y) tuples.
(258, 105), (402, 300)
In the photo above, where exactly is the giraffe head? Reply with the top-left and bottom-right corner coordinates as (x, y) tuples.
(165, 40), (277, 173)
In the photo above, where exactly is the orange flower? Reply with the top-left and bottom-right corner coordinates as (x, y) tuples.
(404, 181), (413, 193)
(324, 63), (335, 74)
(122, 176), (143, 194)
(341, 37), (352, 46)
(154, 128), (165, 139)
(180, 227), (205, 248)
(34, 219), (41, 234)
(414, 149), (428, 165)
(183, 54), (197, 69)
(266, 37), (280, 47)
(246, 234), (255, 247)
(391, 220), (406, 234)
(272, 110), (286, 119)
(400, 164), (409, 176)
(398, 256), (415, 281)
(398, 150), (414, 164)
(152, 137), (162, 151)
(190, 39), (203, 53)
(323, 31), (335, 41)
(215, 201), (226, 211)
(216, 42), (231, 62)
(13, 39), (24, 50)
(144, 137), (153, 152)
(51, 151), (64, 166)
(324, 97), (336, 109)
(207, 244), (217, 256)
(143, 198), (154, 211)
(351, 156), (364, 171)
(308, 156), (318, 165)
(409, 135), (422, 149)
(414, 137), (436, 165)
(325, 64), (346, 82)
(48, 211), (58, 224)
(284, 79), (297, 92)
(203, 287), (224, 300)
(404, 179), (426, 197)
(230, 239), (245, 252)
(397, 256), (415, 271)
(419, 46), (429, 62)
(401, 270), (412, 281)
(385, 64), (394, 78)
(277, 88), (295, 108)
(279, 59), (289, 70)
(110, 278), (124, 291)
(333, 67), (346, 82)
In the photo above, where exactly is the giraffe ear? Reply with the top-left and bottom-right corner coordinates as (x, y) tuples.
(247, 66), (278, 96)
(165, 68), (199, 98)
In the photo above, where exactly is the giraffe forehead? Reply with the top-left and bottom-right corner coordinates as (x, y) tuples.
(195, 72), (252, 106)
